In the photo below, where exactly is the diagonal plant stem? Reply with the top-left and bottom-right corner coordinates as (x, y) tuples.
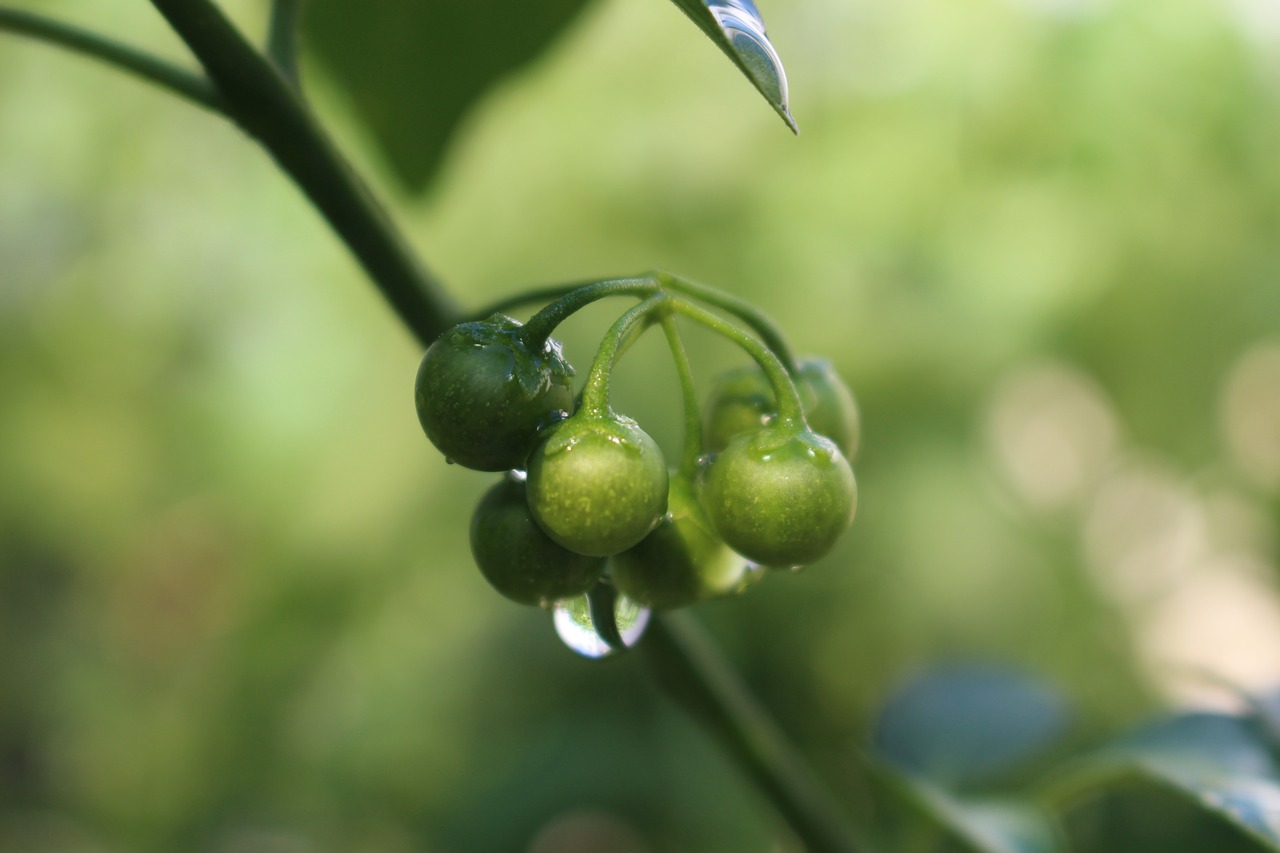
(266, 0), (303, 88)
(645, 613), (868, 852)
(0, 6), (222, 112)
(149, 0), (457, 344)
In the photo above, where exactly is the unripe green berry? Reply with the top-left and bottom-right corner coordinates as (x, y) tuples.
(526, 412), (669, 557)
(470, 476), (605, 606)
(415, 314), (575, 471)
(702, 426), (857, 568)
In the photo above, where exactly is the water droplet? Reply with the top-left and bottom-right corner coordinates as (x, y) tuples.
(553, 590), (651, 659)
(707, 0), (796, 131)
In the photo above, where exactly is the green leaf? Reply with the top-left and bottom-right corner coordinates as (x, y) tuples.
(1046, 712), (1280, 851)
(304, 0), (595, 192)
(872, 665), (1071, 787)
(869, 762), (1062, 853)
(667, 0), (796, 132)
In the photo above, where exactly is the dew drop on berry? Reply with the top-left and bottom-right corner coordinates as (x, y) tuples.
(553, 591), (650, 659)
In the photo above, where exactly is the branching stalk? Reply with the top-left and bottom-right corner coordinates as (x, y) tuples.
(668, 298), (806, 425)
(579, 295), (671, 414)
(0, 6), (222, 112)
(660, 271), (800, 374)
(519, 276), (661, 346)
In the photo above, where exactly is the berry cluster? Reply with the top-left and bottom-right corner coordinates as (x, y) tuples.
(414, 274), (859, 650)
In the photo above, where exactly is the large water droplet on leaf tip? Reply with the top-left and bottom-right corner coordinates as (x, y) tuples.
(706, 0), (795, 131)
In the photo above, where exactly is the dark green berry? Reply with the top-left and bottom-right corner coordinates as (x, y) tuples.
(470, 476), (604, 606)
(526, 412), (669, 557)
(706, 358), (860, 459)
(612, 475), (757, 609)
(415, 314), (574, 471)
(702, 426), (857, 568)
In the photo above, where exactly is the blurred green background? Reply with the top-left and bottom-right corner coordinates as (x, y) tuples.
(3, 0), (1280, 849)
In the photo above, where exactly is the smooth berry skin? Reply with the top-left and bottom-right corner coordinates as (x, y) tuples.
(702, 426), (857, 568)
(612, 475), (756, 609)
(470, 476), (604, 606)
(706, 358), (860, 459)
(526, 412), (669, 558)
(415, 314), (574, 472)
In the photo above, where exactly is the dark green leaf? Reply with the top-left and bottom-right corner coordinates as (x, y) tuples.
(872, 664), (1071, 786)
(667, 0), (796, 132)
(304, 0), (595, 192)
(1047, 713), (1280, 851)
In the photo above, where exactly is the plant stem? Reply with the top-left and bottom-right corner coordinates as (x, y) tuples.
(579, 295), (670, 415)
(644, 613), (867, 853)
(519, 276), (661, 346)
(149, 0), (458, 345)
(0, 6), (223, 113)
(586, 583), (627, 651)
(660, 315), (704, 476)
(465, 277), (647, 323)
(660, 271), (800, 374)
(266, 0), (303, 88)
(668, 298), (806, 425)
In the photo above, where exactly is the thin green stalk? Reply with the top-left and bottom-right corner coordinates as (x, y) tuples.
(519, 276), (661, 346)
(659, 271), (799, 374)
(465, 278), (642, 323)
(579, 295), (671, 415)
(466, 284), (578, 323)
(149, 0), (457, 345)
(644, 613), (867, 853)
(586, 583), (626, 651)
(0, 6), (222, 113)
(266, 0), (303, 88)
(660, 315), (704, 476)
(668, 298), (806, 425)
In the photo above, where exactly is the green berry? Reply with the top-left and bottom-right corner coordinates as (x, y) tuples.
(526, 412), (669, 557)
(612, 474), (758, 609)
(706, 358), (860, 459)
(702, 426), (857, 568)
(415, 314), (575, 471)
(470, 476), (604, 606)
